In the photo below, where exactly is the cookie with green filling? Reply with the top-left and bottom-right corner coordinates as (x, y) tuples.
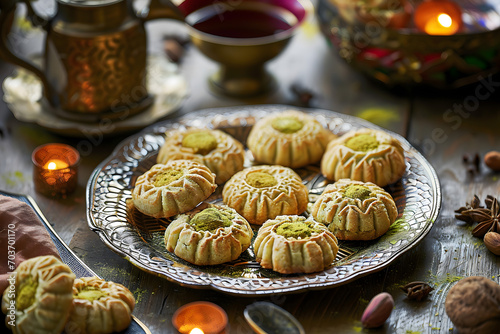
(321, 128), (406, 187)
(312, 179), (398, 240)
(65, 277), (135, 334)
(132, 160), (217, 218)
(247, 110), (335, 168)
(164, 203), (253, 265)
(157, 128), (245, 184)
(1, 255), (75, 334)
(253, 215), (339, 274)
(222, 165), (309, 225)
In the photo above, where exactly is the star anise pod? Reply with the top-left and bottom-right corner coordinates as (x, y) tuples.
(454, 195), (484, 223)
(485, 195), (495, 209)
(471, 196), (500, 238)
(400, 281), (433, 301)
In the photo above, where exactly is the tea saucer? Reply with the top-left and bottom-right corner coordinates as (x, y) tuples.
(2, 54), (188, 137)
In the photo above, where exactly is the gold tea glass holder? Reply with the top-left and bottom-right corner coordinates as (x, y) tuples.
(183, 0), (313, 97)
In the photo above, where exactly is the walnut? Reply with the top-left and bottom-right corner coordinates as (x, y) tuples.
(445, 276), (500, 334)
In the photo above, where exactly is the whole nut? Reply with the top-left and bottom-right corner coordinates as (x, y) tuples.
(484, 232), (500, 255)
(484, 151), (500, 171)
(361, 292), (394, 328)
(445, 276), (500, 334)
(164, 39), (184, 63)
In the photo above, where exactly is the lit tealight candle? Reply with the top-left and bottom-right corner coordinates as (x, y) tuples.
(44, 159), (69, 170)
(172, 302), (227, 334)
(32, 143), (80, 197)
(189, 328), (204, 334)
(414, 0), (463, 35)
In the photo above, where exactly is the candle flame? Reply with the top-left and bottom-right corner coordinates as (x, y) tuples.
(47, 162), (57, 170)
(437, 14), (452, 28)
(189, 329), (204, 334)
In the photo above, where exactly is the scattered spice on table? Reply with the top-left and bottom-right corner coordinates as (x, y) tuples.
(454, 194), (482, 224)
(290, 83), (316, 107)
(455, 194), (500, 237)
(163, 34), (190, 63)
(462, 153), (481, 176)
(471, 196), (500, 237)
(400, 281), (433, 301)
(473, 153), (481, 172)
(428, 272), (463, 286)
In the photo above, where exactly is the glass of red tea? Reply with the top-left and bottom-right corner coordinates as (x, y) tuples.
(179, 0), (311, 97)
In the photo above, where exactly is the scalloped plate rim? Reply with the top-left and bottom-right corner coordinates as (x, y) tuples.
(86, 104), (441, 296)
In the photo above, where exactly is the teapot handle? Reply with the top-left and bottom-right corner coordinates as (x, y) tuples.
(138, 0), (185, 22)
(0, 0), (55, 104)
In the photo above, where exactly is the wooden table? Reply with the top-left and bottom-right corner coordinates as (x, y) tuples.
(1, 5), (500, 334)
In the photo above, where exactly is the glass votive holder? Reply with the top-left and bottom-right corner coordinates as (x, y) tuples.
(172, 301), (228, 334)
(32, 143), (80, 197)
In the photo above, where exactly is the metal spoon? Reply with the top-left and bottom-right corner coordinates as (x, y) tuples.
(244, 301), (305, 334)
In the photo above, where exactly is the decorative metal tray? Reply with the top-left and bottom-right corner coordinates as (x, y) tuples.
(2, 54), (187, 137)
(87, 105), (441, 296)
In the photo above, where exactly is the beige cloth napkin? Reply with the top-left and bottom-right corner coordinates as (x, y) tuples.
(0, 195), (60, 294)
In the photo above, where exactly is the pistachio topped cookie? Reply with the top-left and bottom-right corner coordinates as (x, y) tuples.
(157, 128), (245, 184)
(222, 165), (309, 225)
(312, 179), (398, 240)
(247, 110), (335, 168)
(1, 255), (75, 334)
(253, 215), (339, 274)
(65, 277), (135, 334)
(164, 203), (253, 265)
(132, 160), (216, 218)
(321, 128), (406, 186)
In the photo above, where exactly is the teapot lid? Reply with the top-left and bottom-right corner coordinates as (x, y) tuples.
(58, 0), (123, 6)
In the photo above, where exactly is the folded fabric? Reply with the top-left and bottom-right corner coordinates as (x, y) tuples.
(0, 195), (60, 294)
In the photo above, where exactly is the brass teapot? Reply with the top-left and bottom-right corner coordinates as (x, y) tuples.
(0, 0), (184, 122)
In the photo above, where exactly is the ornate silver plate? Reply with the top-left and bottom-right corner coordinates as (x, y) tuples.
(87, 105), (441, 295)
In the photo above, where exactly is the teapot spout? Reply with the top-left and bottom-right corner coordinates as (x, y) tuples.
(139, 0), (185, 22)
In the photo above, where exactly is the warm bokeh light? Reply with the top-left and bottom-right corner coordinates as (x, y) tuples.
(172, 302), (228, 334)
(44, 159), (69, 170)
(414, 0), (463, 35)
(33, 143), (80, 196)
(437, 14), (452, 28)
